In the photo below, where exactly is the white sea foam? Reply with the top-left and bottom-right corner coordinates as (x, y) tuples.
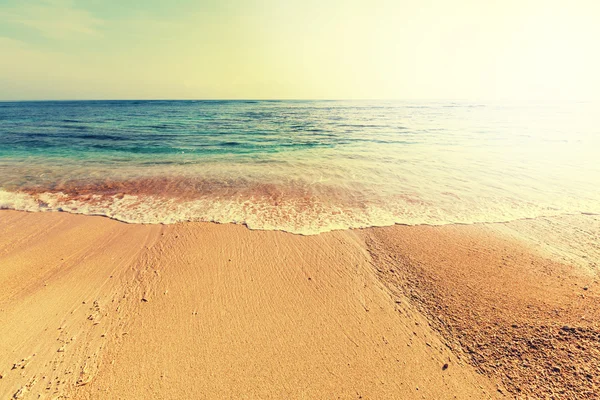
(1, 188), (596, 235)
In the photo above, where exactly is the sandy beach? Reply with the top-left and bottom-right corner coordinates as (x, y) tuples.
(3, 0), (599, 398)
(0, 210), (598, 399)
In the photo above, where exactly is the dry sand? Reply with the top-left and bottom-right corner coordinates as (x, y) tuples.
(0, 210), (598, 399)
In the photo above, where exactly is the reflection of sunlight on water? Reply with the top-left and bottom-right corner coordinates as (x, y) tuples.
(0, 100), (599, 234)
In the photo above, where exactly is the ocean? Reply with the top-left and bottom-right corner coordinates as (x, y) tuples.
(0, 100), (598, 234)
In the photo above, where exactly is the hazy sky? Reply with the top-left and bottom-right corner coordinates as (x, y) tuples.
(0, 0), (598, 100)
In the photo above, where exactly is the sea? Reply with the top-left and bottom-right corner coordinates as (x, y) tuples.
(0, 100), (598, 235)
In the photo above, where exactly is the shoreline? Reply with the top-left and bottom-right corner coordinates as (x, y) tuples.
(0, 210), (598, 398)
(2, 201), (599, 236)
(3, 185), (599, 236)
(4, 207), (600, 273)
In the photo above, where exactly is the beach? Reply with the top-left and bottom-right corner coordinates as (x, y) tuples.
(1, 210), (597, 399)
(2, 0), (599, 397)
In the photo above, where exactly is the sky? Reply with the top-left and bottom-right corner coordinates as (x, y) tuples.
(0, 0), (599, 100)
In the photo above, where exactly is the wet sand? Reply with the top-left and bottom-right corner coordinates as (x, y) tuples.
(0, 210), (598, 399)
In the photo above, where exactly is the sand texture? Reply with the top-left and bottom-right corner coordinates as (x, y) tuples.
(0, 210), (598, 399)
(363, 215), (600, 399)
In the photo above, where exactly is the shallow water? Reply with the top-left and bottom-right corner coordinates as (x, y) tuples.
(0, 100), (598, 234)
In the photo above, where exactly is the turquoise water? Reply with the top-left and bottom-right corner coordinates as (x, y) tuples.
(1, 100), (599, 234)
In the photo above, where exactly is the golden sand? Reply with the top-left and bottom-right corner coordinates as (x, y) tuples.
(0, 210), (598, 399)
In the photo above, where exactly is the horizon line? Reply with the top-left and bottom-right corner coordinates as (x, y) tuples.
(1, 98), (596, 103)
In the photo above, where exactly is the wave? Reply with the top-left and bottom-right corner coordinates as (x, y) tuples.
(0, 187), (591, 236)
